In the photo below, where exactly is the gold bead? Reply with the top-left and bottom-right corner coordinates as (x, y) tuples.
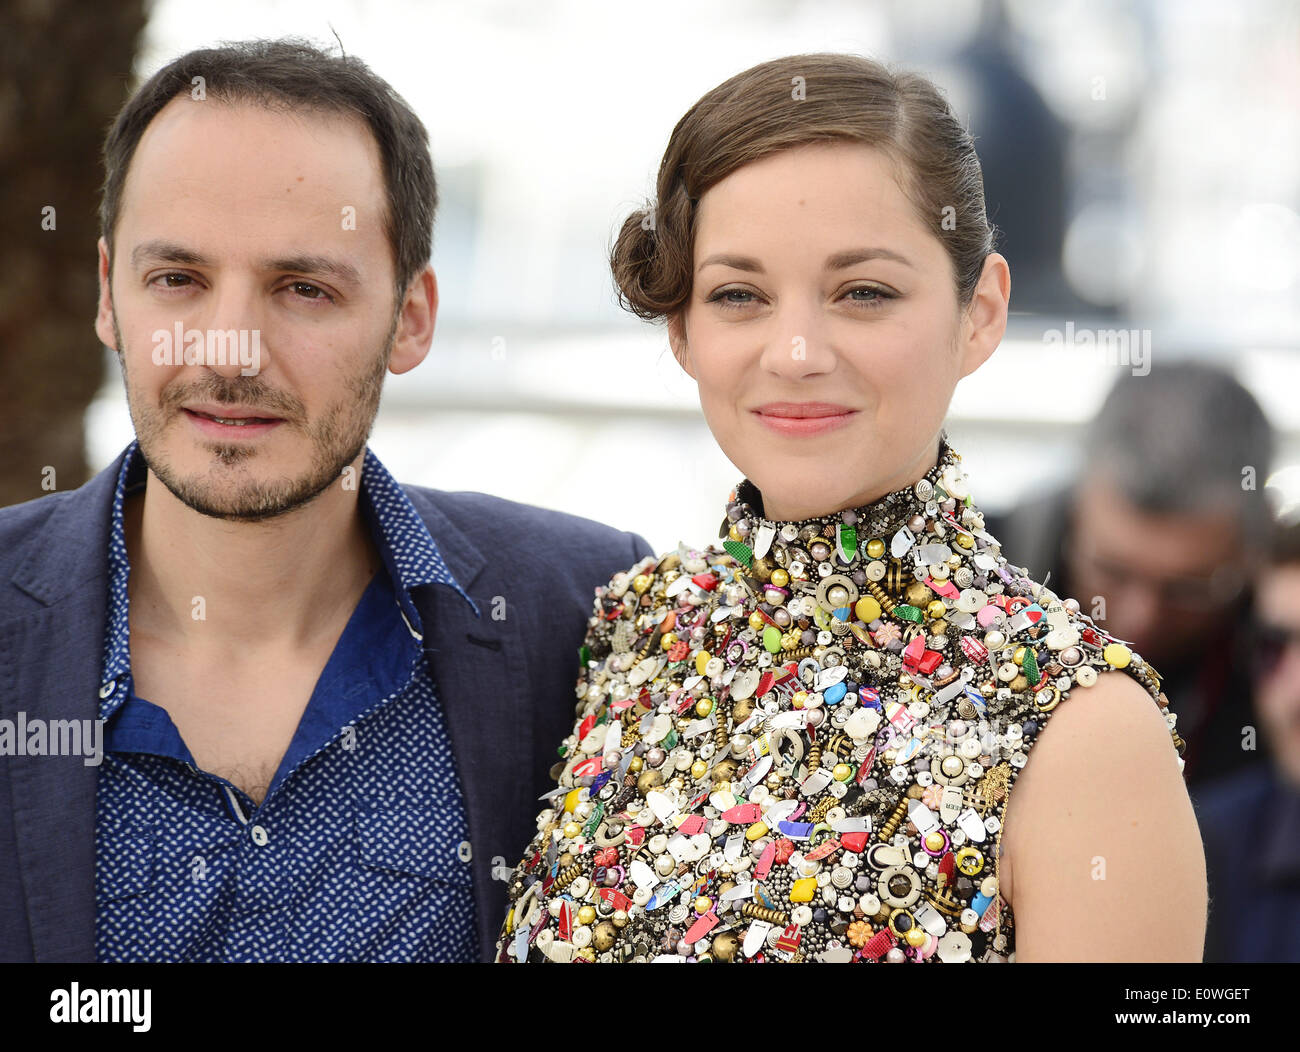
(637, 769), (663, 795)
(660, 632), (678, 651)
(905, 583), (931, 607)
(866, 538), (886, 559)
(748, 611), (766, 631)
(593, 921), (617, 950)
(771, 568), (790, 588)
(633, 574), (653, 594)
(854, 596), (882, 622)
(691, 760), (707, 780)
(926, 600), (947, 620)
(577, 905), (597, 925)
(711, 759), (738, 785)
(712, 931), (739, 962)
(695, 698), (714, 717)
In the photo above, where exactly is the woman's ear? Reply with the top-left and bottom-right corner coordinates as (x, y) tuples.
(958, 252), (1010, 379)
(667, 312), (695, 379)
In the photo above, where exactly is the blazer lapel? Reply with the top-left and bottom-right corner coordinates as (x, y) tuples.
(415, 583), (533, 963)
(404, 486), (536, 963)
(3, 450), (126, 961)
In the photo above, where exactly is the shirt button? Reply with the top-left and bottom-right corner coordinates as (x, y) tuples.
(250, 825), (269, 847)
(457, 840), (472, 863)
(98, 680), (115, 699)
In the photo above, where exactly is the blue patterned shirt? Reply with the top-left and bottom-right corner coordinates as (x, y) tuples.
(95, 440), (481, 961)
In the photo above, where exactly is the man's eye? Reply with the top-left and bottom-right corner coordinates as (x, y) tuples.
(289, 281), (330, 300)
(152, 273), (194, 289)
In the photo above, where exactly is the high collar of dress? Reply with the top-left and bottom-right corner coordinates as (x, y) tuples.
(721, 431), (980, 572)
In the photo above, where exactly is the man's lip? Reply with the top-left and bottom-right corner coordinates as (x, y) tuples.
(753, 403), (856, 418)
(182, 405), (282, 421)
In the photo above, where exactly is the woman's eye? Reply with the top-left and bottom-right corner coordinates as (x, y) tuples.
(844, 286), (894, 307)
(706, 288), (760, 309)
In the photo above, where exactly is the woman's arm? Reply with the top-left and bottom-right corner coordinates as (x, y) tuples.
(1000, 669), (1208, 961)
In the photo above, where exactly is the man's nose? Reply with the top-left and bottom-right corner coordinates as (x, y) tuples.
(201, 282), (265, 378)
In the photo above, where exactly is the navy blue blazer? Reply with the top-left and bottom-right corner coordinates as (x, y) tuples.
(1193, 763), (1300, 963)
(0, 446), (655, 962)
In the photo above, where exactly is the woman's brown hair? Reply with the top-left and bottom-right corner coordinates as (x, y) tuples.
(610, 52), (997, 321)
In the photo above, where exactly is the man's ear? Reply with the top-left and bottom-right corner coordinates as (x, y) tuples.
(389, 263), (437, 375)
(667, 312), (695, 379)
(94, 237), (117, 350)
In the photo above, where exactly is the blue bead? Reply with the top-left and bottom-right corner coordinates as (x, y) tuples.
(824, 682), (847, 705)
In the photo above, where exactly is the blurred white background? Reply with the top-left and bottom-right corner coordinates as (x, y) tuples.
(85, 0), (1300, 553)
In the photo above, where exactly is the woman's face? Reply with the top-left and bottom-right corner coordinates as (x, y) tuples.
(669, 141), (1008, 521)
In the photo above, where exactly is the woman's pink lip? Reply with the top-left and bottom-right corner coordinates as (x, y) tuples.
(753, 408), (857, 435)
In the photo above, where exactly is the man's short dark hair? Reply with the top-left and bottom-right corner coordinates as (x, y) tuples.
(99, 37), (435, 301)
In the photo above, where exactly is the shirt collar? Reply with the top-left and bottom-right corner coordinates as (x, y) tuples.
(100, 440), (477, 715)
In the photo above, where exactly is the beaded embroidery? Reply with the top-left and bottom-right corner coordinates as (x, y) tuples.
(496, 433), (1183, 963)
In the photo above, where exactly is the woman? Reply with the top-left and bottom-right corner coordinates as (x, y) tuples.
(495, 53), (1206, 963)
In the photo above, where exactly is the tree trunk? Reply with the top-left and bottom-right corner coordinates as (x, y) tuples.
(0, 0), (147, 507)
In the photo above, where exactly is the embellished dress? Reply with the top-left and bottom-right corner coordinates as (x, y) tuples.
(495, 435), (1184, 963)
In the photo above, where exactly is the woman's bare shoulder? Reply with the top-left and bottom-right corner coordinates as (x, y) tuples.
(1000, 667), (1205, 960)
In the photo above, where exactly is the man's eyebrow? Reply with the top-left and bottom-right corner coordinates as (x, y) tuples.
(266, 254), (363, 288)
(697, 247), (915, 274)
(130, 240), (209, 269)
(128, 242), (363, 288)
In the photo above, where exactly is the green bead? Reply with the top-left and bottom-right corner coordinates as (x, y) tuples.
(1022, 649), (1039, 683)
(838, 524), (857, 561)
(894, 604), (923, 623)
(723, 539), (754, 567)
(763, 625), (782, 652)
(583, 800), (605, 837)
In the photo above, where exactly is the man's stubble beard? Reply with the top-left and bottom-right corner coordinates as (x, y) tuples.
(113, 308), (397, 522)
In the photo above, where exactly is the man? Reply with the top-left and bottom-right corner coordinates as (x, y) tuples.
(0, 39), (653, 962)
(984, 361), (1275, 793)
(1195, 516), (1300, 962)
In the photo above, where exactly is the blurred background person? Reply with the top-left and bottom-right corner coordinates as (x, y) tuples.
(1194, 515), (1300, 963)
(984, 361), (1276, 793)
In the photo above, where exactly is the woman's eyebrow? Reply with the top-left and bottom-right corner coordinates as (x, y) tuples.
(697, 246), (914, 274)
